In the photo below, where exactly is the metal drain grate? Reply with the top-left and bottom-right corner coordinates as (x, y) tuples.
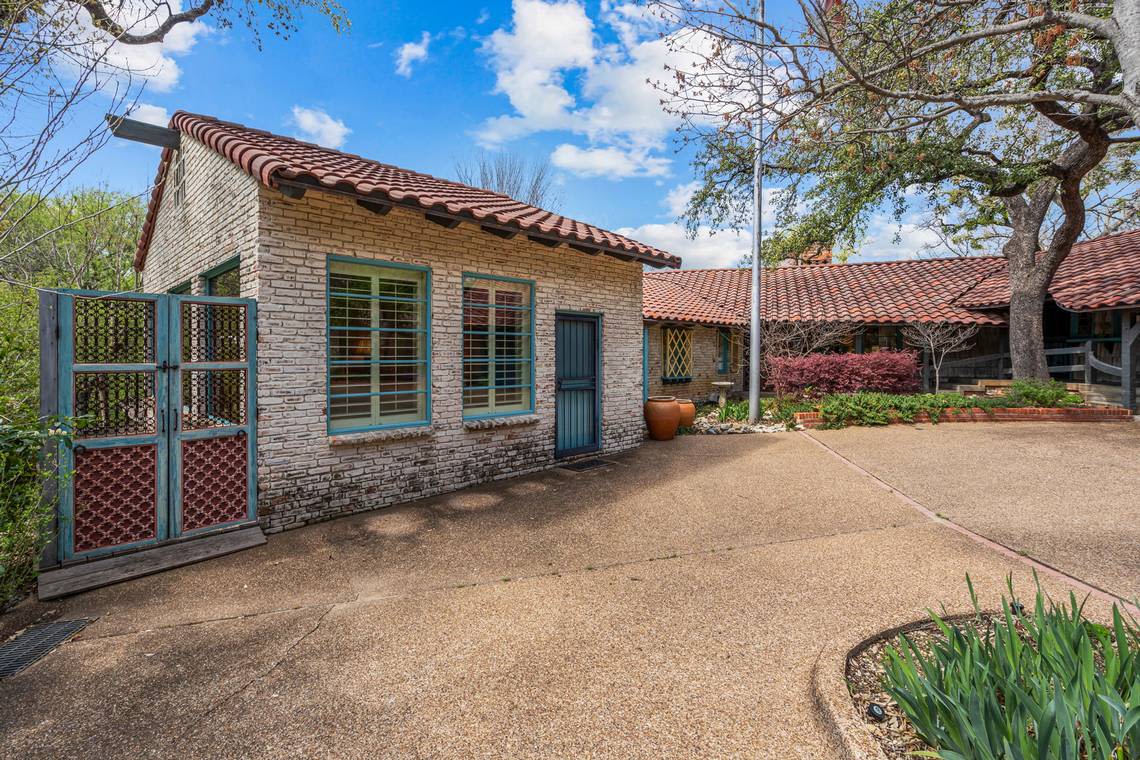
(559, 458), (614, 472)
(0, 619), (90, 679)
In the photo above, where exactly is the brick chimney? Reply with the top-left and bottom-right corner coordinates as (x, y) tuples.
(779, 243), (833, 267)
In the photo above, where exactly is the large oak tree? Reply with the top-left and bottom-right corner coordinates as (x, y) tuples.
(654, 0), (1138, 378)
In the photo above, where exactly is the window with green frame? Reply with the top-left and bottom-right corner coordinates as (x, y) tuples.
(462, 274), (534, 417)
(717, 329), (731, 374)
(662, 326), (693, 382)
(204, 258), (240, 297)
(327, 257), (430, 432)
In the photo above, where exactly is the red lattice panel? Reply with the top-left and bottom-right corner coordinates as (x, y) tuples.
(181, 436), (248, 531)
(73, 446), (158, 554)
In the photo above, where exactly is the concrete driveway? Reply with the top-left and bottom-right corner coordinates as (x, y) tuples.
(0, 424), (1132, 759)
(808, 421), (1140, 601)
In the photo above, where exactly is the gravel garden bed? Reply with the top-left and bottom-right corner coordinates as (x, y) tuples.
(685, 404), (792, 434)
(845, 614), (989, 759)
(844, 584), (1140, 760)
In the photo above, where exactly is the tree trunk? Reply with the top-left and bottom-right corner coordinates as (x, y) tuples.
(1008, 275), (1050, 380)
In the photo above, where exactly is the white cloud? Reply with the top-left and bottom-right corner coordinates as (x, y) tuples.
(476, 0), (694, 178)
(478, 0), (595, 143)
(850, 218), (943, 262)
(63, 2), (208, 92)
(476, 8), (491, 24)
(289, 106), (351, 149)
(664, 181), (700, 218)
(395, 32), (432, 77)
(618, 222), (751, 269)
(550, 144), (669, 178)
(129, 103), (170, 126)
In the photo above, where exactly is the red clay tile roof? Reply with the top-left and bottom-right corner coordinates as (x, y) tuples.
(644, 256), (1008, 326)
(135, 112), (680, 270)
(956, 228), (1140, 311)
(646, 230), (1140, 326)
(643, 267), (753, 327)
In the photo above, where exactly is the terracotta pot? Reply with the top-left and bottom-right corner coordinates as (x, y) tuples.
(644, 396), (681, 441)
(676, 398), (696, 428)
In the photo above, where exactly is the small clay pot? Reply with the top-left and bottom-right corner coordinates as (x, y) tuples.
(676, 398), (696, 428)
(644, 396), (681, 441)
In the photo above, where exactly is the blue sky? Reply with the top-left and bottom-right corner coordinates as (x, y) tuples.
(73, 0), (936, 267)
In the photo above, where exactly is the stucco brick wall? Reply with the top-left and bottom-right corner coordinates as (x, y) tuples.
(646, 323), (745, 402)
(253, 190), (646, 530)
(139, 138), (261, 297)
(142, 136), (648, 532)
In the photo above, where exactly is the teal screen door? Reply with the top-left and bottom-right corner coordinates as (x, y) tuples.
(555, 313), (601, 457)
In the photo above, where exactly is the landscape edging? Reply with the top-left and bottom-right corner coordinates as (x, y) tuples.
(795, 406), (1132, 429)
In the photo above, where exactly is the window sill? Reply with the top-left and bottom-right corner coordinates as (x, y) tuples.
(328, 426), (433, 446)
(463, 414), (540, 431)
(662, 377), (692, 385)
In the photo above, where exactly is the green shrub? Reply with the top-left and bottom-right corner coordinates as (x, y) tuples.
(882, 576), (1140, 760)
(718, 399), (751, 422)
(817, 392), (1003, 428)
(1006, 378), (1083, 408)
(0, 419), (69, 608)
(770, 398), (817, 429)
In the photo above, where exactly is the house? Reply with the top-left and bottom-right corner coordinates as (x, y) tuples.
(135, 112), (680, 533)
(642, 230), (1140, 409)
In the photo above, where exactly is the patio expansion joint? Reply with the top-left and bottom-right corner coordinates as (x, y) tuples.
(71, 525), (916, 644)
(798, 430), (1139, 616)
(346, 522), (922, 607)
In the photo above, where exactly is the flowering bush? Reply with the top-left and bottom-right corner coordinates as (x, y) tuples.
(768, 350), (921, 397)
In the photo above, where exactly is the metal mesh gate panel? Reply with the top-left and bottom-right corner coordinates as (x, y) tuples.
(181, 436), (248, 532)
(74, 298), (155, 364)
(72, 445), (158, 553)
(175, 298), (252, 533)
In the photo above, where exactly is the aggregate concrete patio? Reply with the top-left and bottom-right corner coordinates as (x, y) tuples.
(0, 424), (1131, 759)
(808, 420), (1140, 601)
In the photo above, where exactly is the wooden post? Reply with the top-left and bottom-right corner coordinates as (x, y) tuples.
(1082, 340), (1093, 385)
(38, 291), (60, 569)
(854, 333), (864, 354)
(1121, 312), (1139, 413)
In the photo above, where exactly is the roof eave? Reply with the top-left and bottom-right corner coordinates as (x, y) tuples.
(272, 177), (679, 269)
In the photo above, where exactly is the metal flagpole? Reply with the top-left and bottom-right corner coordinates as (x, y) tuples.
(747, 0), (765, 423)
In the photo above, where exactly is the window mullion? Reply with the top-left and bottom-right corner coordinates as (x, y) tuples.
(371, 276), (381, 425)
(488, 285), (498, 413)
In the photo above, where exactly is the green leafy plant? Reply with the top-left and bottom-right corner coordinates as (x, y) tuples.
(1005, 379), (1083, 408)
(767, 398), (816, 429)
(718, 399), (751, 422)
(817, 392), (1006, 428)
(0, 418), (70, 608)
(882, 576), (1140, 760)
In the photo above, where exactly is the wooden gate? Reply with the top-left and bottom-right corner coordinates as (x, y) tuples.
(42, 291), (257, 563)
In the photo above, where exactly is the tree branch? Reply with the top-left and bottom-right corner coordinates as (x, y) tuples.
(71, 0), (217, 45)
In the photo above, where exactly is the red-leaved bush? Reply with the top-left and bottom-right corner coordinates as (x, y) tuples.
(767, 351), (921, 397)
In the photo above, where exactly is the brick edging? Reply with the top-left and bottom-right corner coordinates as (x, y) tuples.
(795, 406), (1132, 429)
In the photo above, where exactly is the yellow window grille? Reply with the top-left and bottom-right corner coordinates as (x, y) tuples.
(663, 327), (692, 380)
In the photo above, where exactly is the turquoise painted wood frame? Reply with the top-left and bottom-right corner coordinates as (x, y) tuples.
(554, 310), (603, 458)
(54, 291), (258, 562)
(717, 329), (731, 374)
(201, 256), (240, 296)
(461, 272), (536, 420)
(325, 254), (433, 434)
